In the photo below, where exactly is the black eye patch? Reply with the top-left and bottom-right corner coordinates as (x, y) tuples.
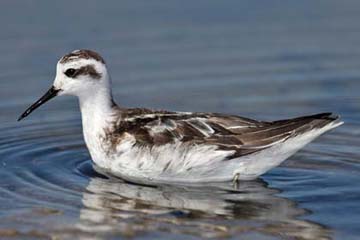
(64, 65), (101, 79)
(64, 68), (77, 77)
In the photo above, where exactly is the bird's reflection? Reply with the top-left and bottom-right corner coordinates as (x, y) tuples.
(72, 173), (330, 239)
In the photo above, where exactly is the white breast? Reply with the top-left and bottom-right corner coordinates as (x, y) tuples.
(105, 138), (234, 182)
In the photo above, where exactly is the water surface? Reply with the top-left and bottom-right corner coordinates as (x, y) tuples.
(0, 1), (359, 239)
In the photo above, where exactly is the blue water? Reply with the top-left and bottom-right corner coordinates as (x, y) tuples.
(0, 1), (359, 239)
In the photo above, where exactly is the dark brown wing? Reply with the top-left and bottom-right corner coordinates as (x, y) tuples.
(207, 112), (338, 158)
(116, 109), (338, 158)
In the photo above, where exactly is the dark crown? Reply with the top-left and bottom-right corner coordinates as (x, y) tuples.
(60, 49), (105, 64)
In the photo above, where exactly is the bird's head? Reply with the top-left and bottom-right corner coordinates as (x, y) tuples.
(18, 49), (110, 121)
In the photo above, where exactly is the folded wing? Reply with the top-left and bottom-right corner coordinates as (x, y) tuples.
(116, 109), (338, 159)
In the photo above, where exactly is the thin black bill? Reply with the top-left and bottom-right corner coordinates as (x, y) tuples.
(18, 86), (60, 121)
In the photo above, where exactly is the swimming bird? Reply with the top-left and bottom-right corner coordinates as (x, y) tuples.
(18, 49), (343, 184)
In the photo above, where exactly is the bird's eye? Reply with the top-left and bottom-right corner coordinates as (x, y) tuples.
(64, 68), (76, 77)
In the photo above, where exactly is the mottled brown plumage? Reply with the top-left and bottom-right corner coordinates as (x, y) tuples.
(104, 108), (338, 159)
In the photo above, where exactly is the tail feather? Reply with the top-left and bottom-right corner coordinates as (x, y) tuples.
(233, 113), (343, 180)
(272, 112), (343, 136)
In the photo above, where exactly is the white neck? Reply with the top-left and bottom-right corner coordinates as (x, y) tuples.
(78, 86), (119, 169)
(79, 86), (115, 126)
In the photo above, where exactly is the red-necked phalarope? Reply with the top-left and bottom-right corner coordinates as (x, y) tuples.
(18, 49), (343, 184)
